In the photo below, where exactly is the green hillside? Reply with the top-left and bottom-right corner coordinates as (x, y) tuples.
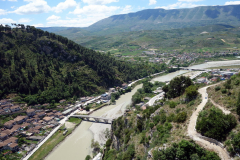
(87, 5), (240, 34)
(40, 4), (240, 37)
(0, 25), (166, 104)
(45, 24), (240, 55)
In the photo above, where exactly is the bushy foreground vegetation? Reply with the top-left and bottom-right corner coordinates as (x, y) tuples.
(152, 140), (220, 160)
(196, 106), (237, 141)
(0, 25), (167, 104)
(102, 76), (215, 160)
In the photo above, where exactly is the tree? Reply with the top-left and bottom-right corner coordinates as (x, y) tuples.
(86, 106), (90, 111)
(185, 85), (198, 101)
(85, 155), (91, 160)
(143, 82), (153, 93)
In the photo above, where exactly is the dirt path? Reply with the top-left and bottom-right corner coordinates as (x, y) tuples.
(209, 99), (231, 115)
(187, 84), (231, 160)
(221, 39), (226, 42)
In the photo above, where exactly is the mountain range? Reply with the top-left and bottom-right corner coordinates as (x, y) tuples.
(40, 4), (240, 35)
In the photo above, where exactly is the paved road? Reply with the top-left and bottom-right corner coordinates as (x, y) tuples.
(147, 92), (164, 106)
(187, 83), (231, 160)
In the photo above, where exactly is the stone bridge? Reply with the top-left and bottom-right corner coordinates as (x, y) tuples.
(70, 115), (114, 124)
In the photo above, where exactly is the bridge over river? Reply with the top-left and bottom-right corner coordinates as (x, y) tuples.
(70, 115), (114, 124)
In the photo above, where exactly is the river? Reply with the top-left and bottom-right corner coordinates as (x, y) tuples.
(45, 60), (240, 160)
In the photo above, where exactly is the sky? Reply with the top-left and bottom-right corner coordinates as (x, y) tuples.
(0, 0), (240, 28)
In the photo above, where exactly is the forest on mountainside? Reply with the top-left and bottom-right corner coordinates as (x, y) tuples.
(0, 24), (167, 104)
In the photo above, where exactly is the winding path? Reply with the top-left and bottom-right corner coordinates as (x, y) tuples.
(210, 99), (231, 115)
(187, 83), (231, 160)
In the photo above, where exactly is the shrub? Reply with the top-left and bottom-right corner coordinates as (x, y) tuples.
(85, 106), (90, 111)
(169, 101), (177, 108)
(221, 89), (227, 94)
(149, 123), (154, 129)
(85, 155), (91, 160)
(215, 86), (221, 91)
(196, 107), (237, 141)
(175, 112), (187, 123)
(167, 113), (175, 122)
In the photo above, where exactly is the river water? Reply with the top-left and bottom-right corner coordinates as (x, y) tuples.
(46, 60), (240, 160)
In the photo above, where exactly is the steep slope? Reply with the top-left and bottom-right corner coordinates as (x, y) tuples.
(0, 26), (166, 104)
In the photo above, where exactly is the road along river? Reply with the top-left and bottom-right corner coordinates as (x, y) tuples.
(45, 71), (189, 160)
(45, 60), (240, 160)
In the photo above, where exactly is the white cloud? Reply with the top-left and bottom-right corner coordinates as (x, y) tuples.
(0, 18), (16, 24)
(48, 4), (120, 27)
(11, 6), (15, 9)
(52, 0), (77, 13)
(225, 1), (240, 5)
(47, 15), (61, 21)
(14, 0), (51, 15)
(156, 2), (202, 9)
(8, 0), (17, 1)
(0, 9), (7, 15)
(70, 4), (119, 16)
(32, 23), (44, 27)
(120, 5), (132, 14)
(18, 18), (31, 23)
(149, 0), (157, 5)
(82, 0), (118, 5)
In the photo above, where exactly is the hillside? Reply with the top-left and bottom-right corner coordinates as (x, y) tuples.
(101, 77), (221, 160)
(0, 25), (166, 104)
(44, 24), (240, 55)
(40, 4), (240, 36)
(88, 5), (240, 34)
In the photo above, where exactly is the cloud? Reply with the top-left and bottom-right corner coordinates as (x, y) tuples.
(14, 0), (51, 15)
(0, 18), (16, 24)
(82, 0), (119, 5)
(70, 4), (119, 16)
(120, 5), (132, 14)
(49, 4), (120, 27)
(32, 23), (44, 27)
(52, 0), (77, 13)
(225, 1), (240, 5)
(149, 0), (157, 5)
(11, 6), (15, 9)
(0, 9), (7, 15)
(8, 0), (17, 1)
(18, 18), (32, 23)
(47, 15), (61, 21)
(156, 2), (202, 9)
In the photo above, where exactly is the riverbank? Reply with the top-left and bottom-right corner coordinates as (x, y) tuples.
(45, 84), (143, 160)
(29, 118), (82, 160)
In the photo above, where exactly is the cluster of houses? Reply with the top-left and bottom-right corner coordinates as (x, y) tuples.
(146, 51), (240, 65)
(0, 108), (64, 154)
(78, 84), (129, 109)
(196, 70), (240, 84)
(0, 99), (22, 115)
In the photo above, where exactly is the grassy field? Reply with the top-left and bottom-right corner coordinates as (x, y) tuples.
(29, 119), (82, 160)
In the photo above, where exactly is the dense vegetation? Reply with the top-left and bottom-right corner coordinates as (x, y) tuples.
(162, 76), (193, 99)
(196, 106), (237, 141)
(0, 25), (167, 104)
(41, 24), (240, 55)
(152, 140), (220, 160)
